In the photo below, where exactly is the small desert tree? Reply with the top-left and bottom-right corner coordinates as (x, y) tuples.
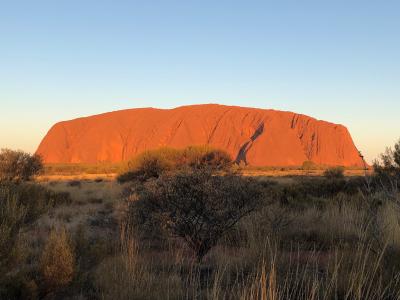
(0, 149), (43, 182)
(373, 139), (400, 195)
(129, 169), (262, 262)
(374, 139), (400, 178)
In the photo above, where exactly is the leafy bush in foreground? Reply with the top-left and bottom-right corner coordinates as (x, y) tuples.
(0, 149), (43, 182)
(128, 169), (263, 261)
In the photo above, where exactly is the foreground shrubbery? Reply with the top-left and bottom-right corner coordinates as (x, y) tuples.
(0, 182), (72, 299)
(117, 145), (232, 183)
(0, 149), (43, 182)
(3, 141), (400, 299)
(105, 175), (400, 299)
(128, 169), (264, 261)
(106, 141), (400, 299)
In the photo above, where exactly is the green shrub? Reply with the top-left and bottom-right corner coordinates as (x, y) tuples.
(181, 145), (232, 170)
(128, 169), (263, 261)
(0, 149), (43, 182)
(118, 147), (181, 183)
(117, 146), (232, 183)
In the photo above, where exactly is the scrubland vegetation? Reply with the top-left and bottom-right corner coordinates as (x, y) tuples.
(116, 145), (232, 183)
(1, 142), (400, 299)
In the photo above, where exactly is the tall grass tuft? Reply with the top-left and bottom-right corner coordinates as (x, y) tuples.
(40, 228), (75, 293)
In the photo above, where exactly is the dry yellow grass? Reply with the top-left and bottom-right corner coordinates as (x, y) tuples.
(30, 179), (125, 248)
(37, 173), (117, 182)
(240, 168), (370, 177)
(4, 170), (400, 299)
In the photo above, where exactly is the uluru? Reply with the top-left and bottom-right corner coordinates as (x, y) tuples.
(36, 104), (364, 167)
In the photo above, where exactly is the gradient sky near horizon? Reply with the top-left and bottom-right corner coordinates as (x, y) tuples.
(1, 1), (399, 163)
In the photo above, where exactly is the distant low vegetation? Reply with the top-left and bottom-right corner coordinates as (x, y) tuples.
(323, 166), (345, 179)
(373, 138), (400, 185)
(41, 148), (366, 178)
(301, 160), (319, 170)
(117, 145), (232, 183)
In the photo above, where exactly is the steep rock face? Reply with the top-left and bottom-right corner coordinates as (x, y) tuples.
(36, 104), (364, 167)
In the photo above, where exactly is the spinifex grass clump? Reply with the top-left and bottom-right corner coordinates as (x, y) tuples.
(40, 228), (75, 293)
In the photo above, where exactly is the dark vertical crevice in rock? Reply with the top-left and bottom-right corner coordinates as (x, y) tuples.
(235, 123), (264, 165)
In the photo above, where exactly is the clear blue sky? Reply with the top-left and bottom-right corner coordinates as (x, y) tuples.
(1, 0), (399, 163)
